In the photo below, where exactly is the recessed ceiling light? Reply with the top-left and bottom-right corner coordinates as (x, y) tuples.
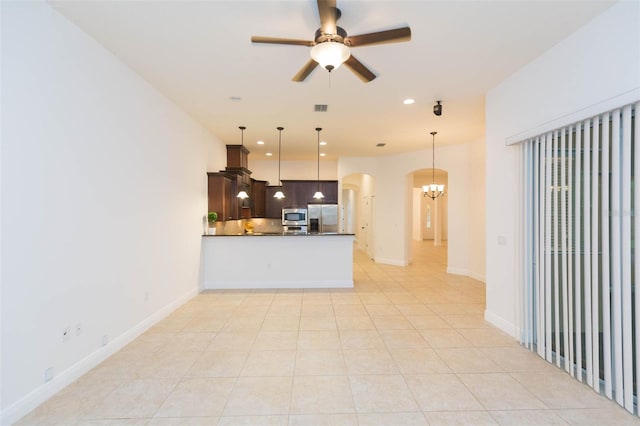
(403, 98), (415, 105)
(265, 152), (273, 156)
(319, 141), (327, 146)
(257, 140), (265, 145)
(320, 153), (326, 157)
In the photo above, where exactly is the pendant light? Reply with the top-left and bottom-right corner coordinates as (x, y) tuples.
(236, 125), (249, 199)
(423, 131), (445, 199)
(313, 127), (324, 199)
(273, 126), (285, 199)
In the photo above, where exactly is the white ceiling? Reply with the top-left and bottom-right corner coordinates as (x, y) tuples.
(51, 0), (614, 160)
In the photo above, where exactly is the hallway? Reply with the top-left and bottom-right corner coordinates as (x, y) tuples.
(17, 243), (639, 425)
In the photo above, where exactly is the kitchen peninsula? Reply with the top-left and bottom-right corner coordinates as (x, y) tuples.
(200, 232), (354, 289)
(203, 143), (353, 289)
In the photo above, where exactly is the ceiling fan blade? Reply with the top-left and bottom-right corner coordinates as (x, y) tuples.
(251, 36), (314, 46)
(292, 59), (319, 82)
(343, 55), (376, 83)
(317, 0), (337, 35)
(344, 27), (411, 47)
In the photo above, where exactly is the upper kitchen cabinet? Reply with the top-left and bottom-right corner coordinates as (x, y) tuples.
(251, 179), (267, 218)
(265, 186), (287, 218)
(207, 172), (238, 221)
(226, 145), (250, 171)
(316, 181), (338, 204)
(208, 145), (257, 221)
(281, 180), (338, 207)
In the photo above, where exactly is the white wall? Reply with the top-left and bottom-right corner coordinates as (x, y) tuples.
(469, 139), (486, 282)
(249, 159), (338, 184)
(341, 188), (356, 234)
(485, 1), (640, 335)
(339, 140), (485, 277)
(412, 189), (422, 241)
(0, 2), (225, 422)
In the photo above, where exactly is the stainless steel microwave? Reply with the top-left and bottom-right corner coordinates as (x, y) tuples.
(282, 208), (308, 226)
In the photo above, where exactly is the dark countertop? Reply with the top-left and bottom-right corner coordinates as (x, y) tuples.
(202, 232), (354, 237)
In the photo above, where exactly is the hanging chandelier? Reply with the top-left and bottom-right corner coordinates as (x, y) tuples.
(273, 126), (285, 199)
(313, 127), (324, 199)
(423, 131), (445, 200)
(236, 125), (249, 199)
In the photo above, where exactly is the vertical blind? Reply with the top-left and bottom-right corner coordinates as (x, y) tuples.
(520, 102), (638, 412)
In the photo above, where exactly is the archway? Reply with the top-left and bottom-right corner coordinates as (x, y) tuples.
(410, 168), (449, 245)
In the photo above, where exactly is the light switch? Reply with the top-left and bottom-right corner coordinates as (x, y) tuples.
(497, 236), (507, 246)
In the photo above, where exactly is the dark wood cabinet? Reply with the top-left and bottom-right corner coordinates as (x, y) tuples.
(317, 181), (338, 204)
(281, 180), (338, 207)
(209, 145), (267, 221)
(251, 179), (267, 218)
(208, 173), (268, 221)
(207, 172), (238, 221)
(265, 186), (287, 218)
(226, 145), (250, 170)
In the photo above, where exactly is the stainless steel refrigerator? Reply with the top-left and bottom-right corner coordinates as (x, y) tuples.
(307, 204), (338, 233)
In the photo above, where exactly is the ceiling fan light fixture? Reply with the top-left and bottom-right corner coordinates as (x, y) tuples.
(251, 3), (411, 83)
(310, 41), (350, 71)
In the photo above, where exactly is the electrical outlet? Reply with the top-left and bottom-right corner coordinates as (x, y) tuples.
(62, 326), (71, 342)
(45, 367), (53, 382)
(144, 292), (149, 302)
(75, 323), (82, 336)
(102, 335), (108, 346)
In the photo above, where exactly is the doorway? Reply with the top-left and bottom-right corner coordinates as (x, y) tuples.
(411, 168), (449, 245)
(341, 173), (376, 259)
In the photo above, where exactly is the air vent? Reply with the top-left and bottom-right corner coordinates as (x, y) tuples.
(314, 104), (328, 112)
(376, 143), (386, 147)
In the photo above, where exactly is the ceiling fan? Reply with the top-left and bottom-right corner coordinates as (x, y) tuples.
(251, 0), (411, 83)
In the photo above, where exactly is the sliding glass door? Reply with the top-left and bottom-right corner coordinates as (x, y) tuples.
(520, 102), (637, 413)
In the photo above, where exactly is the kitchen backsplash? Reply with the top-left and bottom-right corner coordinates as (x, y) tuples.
(213, 218), (283, 235)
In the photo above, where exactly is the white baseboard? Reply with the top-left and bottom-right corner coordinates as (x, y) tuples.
(0, 287), (198, 426)
(203, 279), (354, 289)
(446, 267), (486, 283)
(484, 309), (517, 338)
(375, 257), (409, 266)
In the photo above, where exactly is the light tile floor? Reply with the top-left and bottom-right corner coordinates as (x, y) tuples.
(17, 242), (640, 425)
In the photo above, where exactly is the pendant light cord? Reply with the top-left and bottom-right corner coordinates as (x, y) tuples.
(316, 127), (322, 191)
(238, 126), (247, 198)
(277, 127), (283, 186)
(239, 126), (245, 147)
(431, 131), (437, 185)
